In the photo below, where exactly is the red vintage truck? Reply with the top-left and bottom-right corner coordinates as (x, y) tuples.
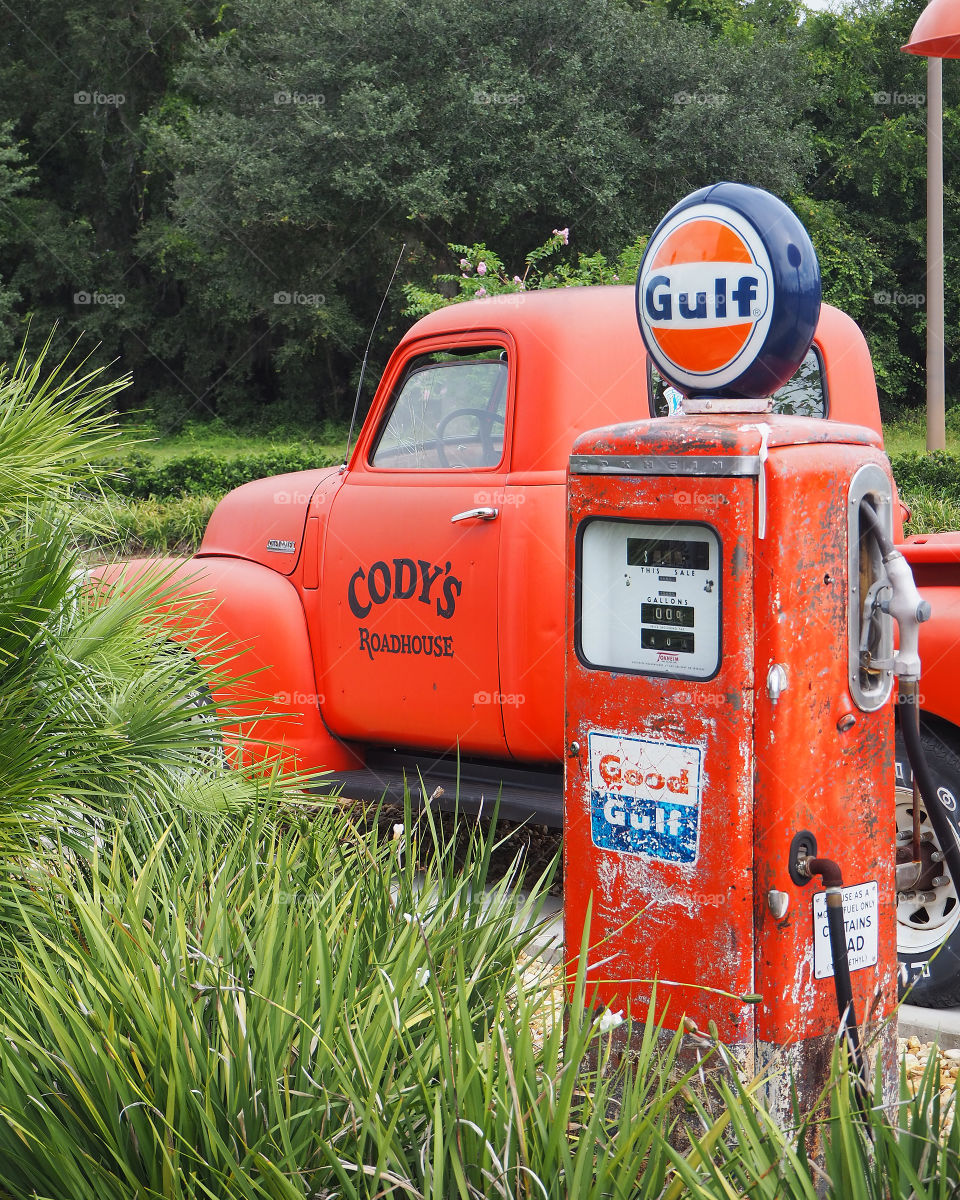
(114, 285), (960, 1006)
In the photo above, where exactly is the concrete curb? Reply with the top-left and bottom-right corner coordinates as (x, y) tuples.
(898, 1003), (960, 1049)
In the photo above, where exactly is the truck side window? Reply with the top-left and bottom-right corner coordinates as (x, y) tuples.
(648, 347), (828, 418)
(370, 347), (508, 470)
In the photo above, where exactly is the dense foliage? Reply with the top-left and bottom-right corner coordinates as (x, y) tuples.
(0, 0), (954, 425)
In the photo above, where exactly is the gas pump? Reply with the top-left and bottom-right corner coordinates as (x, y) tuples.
(563, 182), (910, 1116)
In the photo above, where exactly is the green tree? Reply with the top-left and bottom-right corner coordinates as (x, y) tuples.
(136, 0), (814, 424)
(0, 0), (840, 426)
(0, 2), (217, 412)
(796, 0), (957, 408)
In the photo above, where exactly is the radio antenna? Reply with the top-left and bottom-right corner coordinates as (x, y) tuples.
(342, 243), (406, 469)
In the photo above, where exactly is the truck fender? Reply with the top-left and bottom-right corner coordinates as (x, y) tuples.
(95, 555), (362, 775)
(915, 584), (960, 733)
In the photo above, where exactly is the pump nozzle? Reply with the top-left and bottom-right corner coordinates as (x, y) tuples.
(860, 501), (931, 682)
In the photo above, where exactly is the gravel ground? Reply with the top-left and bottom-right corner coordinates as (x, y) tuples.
(898, 1036), (960, 1102)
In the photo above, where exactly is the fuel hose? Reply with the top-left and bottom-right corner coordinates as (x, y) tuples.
(806, 860), (861, 1065)
(858, 502), (960, 896)
(805, 856), (871, 1118)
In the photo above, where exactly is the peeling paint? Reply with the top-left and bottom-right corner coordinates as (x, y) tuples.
(564, 419), (897, 1115)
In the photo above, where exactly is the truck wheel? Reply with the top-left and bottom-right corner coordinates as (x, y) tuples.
(895, 722), (960, 1007)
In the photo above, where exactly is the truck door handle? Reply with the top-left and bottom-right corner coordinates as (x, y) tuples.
(450, 506), (499, 523)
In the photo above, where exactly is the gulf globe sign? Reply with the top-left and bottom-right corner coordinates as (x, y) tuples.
(636, 182), (821, 399)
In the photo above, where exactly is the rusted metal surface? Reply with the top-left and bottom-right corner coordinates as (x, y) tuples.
(564, 412), (897, 1119)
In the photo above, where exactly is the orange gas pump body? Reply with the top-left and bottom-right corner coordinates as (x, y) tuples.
(564, 414), (897, 1096)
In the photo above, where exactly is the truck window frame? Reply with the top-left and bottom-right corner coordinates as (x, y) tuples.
(366, 340), (513, 473)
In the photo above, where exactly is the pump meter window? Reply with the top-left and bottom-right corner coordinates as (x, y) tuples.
(579, 520), (721, 678)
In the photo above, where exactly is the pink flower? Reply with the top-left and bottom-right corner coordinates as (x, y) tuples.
(513, 275), (522, 284)
(476, 286), (487, 297)
(477, 261), (487, 276)
(553, 227), (569, 245)
(459, 257), (470, 269)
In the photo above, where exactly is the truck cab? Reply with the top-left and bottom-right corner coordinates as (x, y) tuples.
(310, 289), (882, 791)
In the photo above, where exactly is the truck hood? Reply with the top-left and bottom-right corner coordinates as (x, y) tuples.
(197, 467), (341, 575)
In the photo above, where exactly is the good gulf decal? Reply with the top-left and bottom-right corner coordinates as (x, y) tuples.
(635, 183), (821, 398)
(589, 731), (702, 865)
(640, 205), (771, 391)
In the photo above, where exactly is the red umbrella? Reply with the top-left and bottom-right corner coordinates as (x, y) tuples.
(903, 0), (960, 58)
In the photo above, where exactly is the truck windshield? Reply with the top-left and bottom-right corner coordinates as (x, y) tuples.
(371, 348), (508, 469)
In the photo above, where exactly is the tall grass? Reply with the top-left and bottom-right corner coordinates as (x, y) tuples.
(901, 489), (960, 536)
(74, 493), (219, 558)
(668, 1044), (960, 1199)
(1, 789), (959, 1198)
(0, 795), (690, 1199)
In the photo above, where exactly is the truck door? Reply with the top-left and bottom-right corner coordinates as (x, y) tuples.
(320, 339), (511, 757)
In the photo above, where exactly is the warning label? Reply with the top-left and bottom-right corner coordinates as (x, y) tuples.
(588, 731), (703, 865)
(813, 881), (879, 980)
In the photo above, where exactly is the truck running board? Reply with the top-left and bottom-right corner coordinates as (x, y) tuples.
(318, 749), (563, 828)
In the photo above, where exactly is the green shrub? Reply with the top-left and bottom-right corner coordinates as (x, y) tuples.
(98, 447), (343, 501)
(890, 451), (960, 503)
(0, 333), (266, 840)
(888, 452), (960, 535)
(75, 494), (220, 556)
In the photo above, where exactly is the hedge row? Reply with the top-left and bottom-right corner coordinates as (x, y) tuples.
(95, 447), (960, 509)
(75, 494), (220, 559)
(890, 451), (960, 501)
(96, 447), (342, 501)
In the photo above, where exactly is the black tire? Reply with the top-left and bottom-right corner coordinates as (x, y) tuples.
(895, 721), (960, 1007)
